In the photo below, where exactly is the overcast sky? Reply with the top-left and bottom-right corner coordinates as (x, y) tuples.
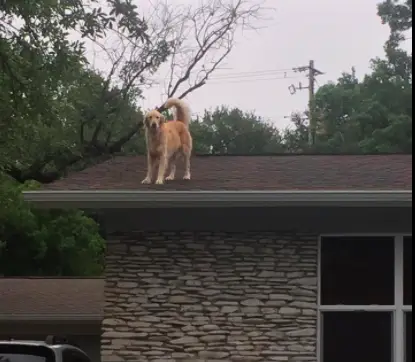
(86, 0), (412, 129)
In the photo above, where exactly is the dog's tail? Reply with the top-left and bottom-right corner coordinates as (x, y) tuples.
(163, 98), (191, 127)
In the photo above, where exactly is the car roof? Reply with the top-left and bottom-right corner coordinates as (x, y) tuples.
(0, 340), (86, 354)
(0, 341), (50, 347)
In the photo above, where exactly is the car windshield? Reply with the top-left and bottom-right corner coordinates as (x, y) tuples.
(0, 345), (55, 362)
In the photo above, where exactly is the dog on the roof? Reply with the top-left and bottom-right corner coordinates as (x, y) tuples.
(141, 97), (193, 185)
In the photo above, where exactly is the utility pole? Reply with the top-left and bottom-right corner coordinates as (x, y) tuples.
(289, 60), (324, 146)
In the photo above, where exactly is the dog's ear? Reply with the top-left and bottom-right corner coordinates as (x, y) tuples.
(160, 114), (166, 123)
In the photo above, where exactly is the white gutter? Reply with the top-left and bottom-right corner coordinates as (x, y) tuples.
(22, 190), (412, 208)
(0, 314), (101, 321)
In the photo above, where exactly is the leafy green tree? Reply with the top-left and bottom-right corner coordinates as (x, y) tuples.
(378, 0), (412, 51)
(290, 0), (412, 153)
(190, 106), (284, 154)
(0, 175), (104, 276)
(0, 0), (152, 168)
(281, 113), (310, 153)
(5, 67), (147, 183)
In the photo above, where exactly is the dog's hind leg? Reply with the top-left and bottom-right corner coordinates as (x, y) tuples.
(165, 154), (178, 181)
(182, 145), (191, 180)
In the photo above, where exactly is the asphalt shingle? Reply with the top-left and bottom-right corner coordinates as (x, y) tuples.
(43, 154), (412, 191)
(0, 278), (104, 316)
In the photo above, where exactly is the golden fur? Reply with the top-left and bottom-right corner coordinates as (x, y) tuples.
(141, 98), (193, 185)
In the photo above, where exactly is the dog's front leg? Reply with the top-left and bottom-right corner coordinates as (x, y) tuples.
(141, 153), (154, 184)
(155, 152), (168, 185)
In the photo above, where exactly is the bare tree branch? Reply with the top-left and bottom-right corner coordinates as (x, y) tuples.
(80, 0), (184, 149)
(89, 38), (128, 146)
(163, 0), (270, 103)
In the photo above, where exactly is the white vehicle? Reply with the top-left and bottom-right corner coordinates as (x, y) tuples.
(0, 335), (91, 362)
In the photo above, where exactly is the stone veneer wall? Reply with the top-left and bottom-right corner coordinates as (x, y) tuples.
(102, 232), (318, 362)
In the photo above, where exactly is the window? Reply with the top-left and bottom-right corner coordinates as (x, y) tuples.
(319, 235), (412, 362)
(0, 355), (46, 362)
(62, 349), (90, 362)
(0, 345), (54, 362)
(322, 312), (392, 362)
(321, 236), (394, 305)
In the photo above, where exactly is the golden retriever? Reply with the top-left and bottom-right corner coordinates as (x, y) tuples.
(141, 98), (193, 185)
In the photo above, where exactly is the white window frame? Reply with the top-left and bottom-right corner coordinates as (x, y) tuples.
(317, 234), (412, 362)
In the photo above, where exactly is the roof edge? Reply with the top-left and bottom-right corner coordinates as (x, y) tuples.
(23, 190), (413, 209)
(0, 313), (102, 321)
(0, 277), (104, 280)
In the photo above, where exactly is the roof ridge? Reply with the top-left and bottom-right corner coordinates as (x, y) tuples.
(191, 152), (412, 157)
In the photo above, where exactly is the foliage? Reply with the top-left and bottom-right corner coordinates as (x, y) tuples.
(312, 63), (412, 153)
(190, 107), (284, 154)
(378, 0), (412, 50)
(0, 0), (151, 168)
(281, 113), (310, 153)
(0, 174), (104, 276)
(298, 0), (412, 153)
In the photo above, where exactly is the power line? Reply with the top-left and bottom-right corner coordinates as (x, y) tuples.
(154, 67), (299, 83)
(288, 60), (325, 146)
(207, 75), (306, 85)
(210, 68), (296, 79)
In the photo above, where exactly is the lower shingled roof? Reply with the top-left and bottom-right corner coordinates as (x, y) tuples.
(43, 154), (412, 190)
(0, 278), (104, 318)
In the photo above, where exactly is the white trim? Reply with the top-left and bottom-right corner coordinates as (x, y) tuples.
(318, 234), (413, 362)
(316, 237), (322, 362)
(22, 190), (412, 209)
(395, 236), (405, 362)
(404, 310), (412, 362)
(393, 311), (397, 362)
(319, 305), (397, 312)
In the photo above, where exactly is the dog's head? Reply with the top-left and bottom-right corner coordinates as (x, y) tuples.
(144, 109), (165, 132)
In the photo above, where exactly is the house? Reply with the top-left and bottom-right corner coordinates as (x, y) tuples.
(0, 277), (103, 361)
(22, 154), (412, 362)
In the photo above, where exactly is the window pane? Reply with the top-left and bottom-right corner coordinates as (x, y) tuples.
(321, 237), (395, 305)
(406, 312), (412, 362)
(322, 312), (392, 362)
(0, 346), (54, 362)
(404, 236), (412, 305)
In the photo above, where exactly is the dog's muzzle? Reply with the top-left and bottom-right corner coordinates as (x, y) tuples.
(150, 123), (158, 130)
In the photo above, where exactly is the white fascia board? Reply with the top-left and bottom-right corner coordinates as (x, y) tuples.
(22, 190), (412, 209)
(0, 313), (101, 321)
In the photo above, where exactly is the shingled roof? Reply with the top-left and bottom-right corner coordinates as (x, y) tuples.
(43, 154), (412, 191)
(0, 278), (104, 319)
